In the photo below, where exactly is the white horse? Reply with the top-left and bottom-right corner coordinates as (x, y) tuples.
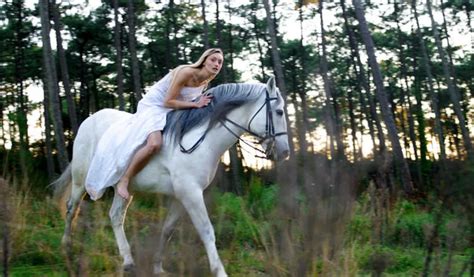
(53, 77), (289, 276)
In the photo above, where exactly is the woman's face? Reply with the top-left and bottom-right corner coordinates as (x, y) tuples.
(203, 53), (224, 75)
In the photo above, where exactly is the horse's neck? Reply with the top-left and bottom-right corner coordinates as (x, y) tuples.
(202, 99), (258, 155)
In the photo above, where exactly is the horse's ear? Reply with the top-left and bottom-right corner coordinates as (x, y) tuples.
(266, 76), (276, 95)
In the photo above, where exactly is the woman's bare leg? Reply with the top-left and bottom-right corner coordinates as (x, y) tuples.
(117, 131), (163, 199)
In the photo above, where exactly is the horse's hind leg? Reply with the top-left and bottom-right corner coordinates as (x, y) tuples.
(153, 199), (185, 274)
(62, 180), (86, 247)
(61, 173), (86, 275)
(109, 191), (135, 271)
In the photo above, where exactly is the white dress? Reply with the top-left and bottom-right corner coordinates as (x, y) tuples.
(85, 72), (205, 200)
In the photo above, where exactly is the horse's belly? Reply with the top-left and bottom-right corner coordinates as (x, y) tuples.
(133, 161), (174, 195)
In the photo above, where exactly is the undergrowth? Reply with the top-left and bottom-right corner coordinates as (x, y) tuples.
(0, 175), (471, 276)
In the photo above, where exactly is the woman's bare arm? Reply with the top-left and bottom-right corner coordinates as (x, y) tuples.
(163, 67), (211, 109)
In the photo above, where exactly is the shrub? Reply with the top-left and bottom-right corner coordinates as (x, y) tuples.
(246, 177), (277, 218)
(214, 193), (260, 247)
(391, 200), (433, 247)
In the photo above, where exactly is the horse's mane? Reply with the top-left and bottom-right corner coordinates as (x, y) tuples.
(163, 83), (265, 143)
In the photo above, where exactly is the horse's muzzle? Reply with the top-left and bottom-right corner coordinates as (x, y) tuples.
(268, 149), (289, 161)
(281, 150), (290, 160)
(277, 149), (290, 161)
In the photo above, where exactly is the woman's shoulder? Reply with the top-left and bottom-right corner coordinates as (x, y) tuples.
(173, 66), (196, 78)
(171, 66), (200, 87)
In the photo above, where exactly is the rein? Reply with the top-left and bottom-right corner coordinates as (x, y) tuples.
(179, 88), (287, 159)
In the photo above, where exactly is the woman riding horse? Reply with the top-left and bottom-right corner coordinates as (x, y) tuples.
(54, 76), (289, 277)
(85, 48), (224, 200)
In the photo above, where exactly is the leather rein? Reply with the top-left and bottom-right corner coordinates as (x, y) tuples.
(180, 88), (287, 158)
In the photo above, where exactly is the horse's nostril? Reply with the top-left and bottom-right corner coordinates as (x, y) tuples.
(281, 150), (289, 159)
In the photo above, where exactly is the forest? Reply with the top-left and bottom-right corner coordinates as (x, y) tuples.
(0, 0), (473, 275)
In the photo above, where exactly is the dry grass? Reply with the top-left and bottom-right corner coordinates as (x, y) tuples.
(0, 161), (471, 276)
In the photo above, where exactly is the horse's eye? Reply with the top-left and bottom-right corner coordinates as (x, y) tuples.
(276, 109), (283, 116)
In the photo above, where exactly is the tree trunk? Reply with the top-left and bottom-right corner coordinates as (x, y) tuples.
(6, 87), (18, 154)
(262, 0), (299, 271)
(353, 0), (413, 194)
(394, 2), (419, 163)
(226, 0), (244, 194)
(113, 0), (125, 111)
(214, 0), (241, 193)
(226, 0), (235, 82)
(262, 0), (286, 99)
(439, 0), (459, 86)
(394, 2), (421, 182)
(127, 0), (143, 105)
(464, 0), (472, 43)
(262, 0), (295, 152)
(422, 207), (444, 277)
(413, 72), (428, 182)
(252, 1), (266, 80)
(200, 0), (210, 48)
(39, 0), (69, 171)
(291, 91), (303, 154)
(412, 0), (446, 161)
(0, 178), (10, 277)
(262, 0), (297, 162)
(169, 0), (180, 64)
(13, 0), (30, 183)
(42, 81), (55, 180)
(215, 0), (227, 82)
(0, 100), (5, 150)
(319, 0), (345, 161)
(341, 0), (383, 155)
(90, 66), (99, 113)
(427, 0), (473, 159)
(297, 0), (311, 163)
(164, 3), (172, 69)
(348, 86), (359, 161)
(52, 0), (78, 134)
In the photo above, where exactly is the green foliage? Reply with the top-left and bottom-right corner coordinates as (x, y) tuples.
(346, 212), (371, 244)
(356, 244), (425, 275)
(214, 192), (260, 247)
(391, 200), (434, 247)
(344, 190), (472, 275)
(1, 175), (471, 276)
(246, 177), (277, 217)
(211, 177), (279, 249)
(8, 196), (66, 275)
(220, 246), (266, 275)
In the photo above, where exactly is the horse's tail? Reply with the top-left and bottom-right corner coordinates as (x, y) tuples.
(51, 164), (73, 218)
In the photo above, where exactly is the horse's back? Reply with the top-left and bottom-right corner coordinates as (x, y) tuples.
(75, 108), (131, 146)
(72, 109), (132, 175)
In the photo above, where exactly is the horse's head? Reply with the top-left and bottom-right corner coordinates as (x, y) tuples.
(249, 77), (290, 161)
(169, 79), (290, 160)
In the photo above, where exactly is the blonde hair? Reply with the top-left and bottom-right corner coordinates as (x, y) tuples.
(171, 48), (224, 88)
(188, 48), (224, 69)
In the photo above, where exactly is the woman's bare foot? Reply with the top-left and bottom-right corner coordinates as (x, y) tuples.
(117, 178), (130, 199)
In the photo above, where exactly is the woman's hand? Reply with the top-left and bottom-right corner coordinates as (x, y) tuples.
(195, 95), (213, 108)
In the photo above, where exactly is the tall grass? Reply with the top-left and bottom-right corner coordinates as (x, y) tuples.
(0, 166), (472, 276)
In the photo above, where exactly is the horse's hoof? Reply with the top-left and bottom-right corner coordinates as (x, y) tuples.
(61, 235), (70, 246)
(153, 264), (167, 275)
(123, 263), (136, 273)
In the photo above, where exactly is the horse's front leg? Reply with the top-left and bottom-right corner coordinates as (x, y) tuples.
(109, 191), (135, 271)
(153, 199), (185, 274)
(177, 188), (227, 277)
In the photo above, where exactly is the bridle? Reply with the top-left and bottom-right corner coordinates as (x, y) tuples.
(219, 88), (287, 158)
(180, 88), (287, 159)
